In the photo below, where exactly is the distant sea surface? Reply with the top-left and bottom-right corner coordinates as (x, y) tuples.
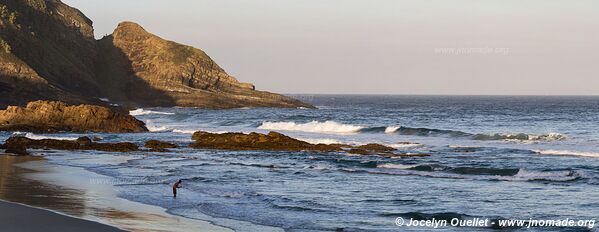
(3, 95), (599, 231)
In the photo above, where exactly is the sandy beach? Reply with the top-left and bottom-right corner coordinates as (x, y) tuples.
(0, 154), (234, 232)
(0, 199), (124, 232)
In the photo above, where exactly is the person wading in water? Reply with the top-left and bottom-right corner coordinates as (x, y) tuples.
(172, 179), (182, 198)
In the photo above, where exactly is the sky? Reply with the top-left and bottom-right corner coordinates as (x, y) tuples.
(63, 0), (599, 95)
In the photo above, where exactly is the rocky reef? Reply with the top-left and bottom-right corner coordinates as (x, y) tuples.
(190, 131), (430, 158)
(0, 0), (311, 109)
(0, 101), (147, 133)
(1, 136), (139, 155)
(190, 131), (343, 152)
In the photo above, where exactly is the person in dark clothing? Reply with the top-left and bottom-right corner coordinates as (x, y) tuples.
(172, 179), (182, 198)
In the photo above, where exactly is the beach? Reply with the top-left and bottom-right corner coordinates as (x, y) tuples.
(0, 199), (124, 232)
(0, 154), (235, 232)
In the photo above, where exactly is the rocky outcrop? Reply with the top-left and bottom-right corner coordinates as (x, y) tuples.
(0, 101), (147, 133)
(190, 131), (430, 158)
(144, 140), (178, 152)
(191, 131), (343, 152)
(0, 0), (311, 109)
(1, 136), (139, 155)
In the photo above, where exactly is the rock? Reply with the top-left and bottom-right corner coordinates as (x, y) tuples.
(0, 101), (148, 133)
(1, 0), (312, 109)
(2, 136), (138, 155)
(190, 131), (342, 152)
(348, 148), (371, 155)
(144, 140), (178, 152)
(355, 143), (396, 153)
(188, 131), (428, 159)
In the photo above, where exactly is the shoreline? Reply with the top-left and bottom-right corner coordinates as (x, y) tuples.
(0, 154), (234, 232)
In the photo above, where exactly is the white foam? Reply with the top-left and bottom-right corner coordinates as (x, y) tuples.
(258, 121), (363, 134)
(389, 142), (422, 149)
(528, 133), (567, 141)
(377, 163), (419, 169)
(298, 138), (342, 145)
(510, 169), (579, 182)
(534, 149), (599, 158)
(129, 109), (175, 116)
(144, 120), (171, 132)
(384, 126), (400, 134)
(99, 98), (110, 102)
(13, 132), (78, 141)
(172, 129), (197, 134)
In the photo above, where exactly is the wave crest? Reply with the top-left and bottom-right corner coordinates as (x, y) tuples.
(473, 132), (566, 141)
(258, 121), (364, 134)
(129, 109), (175, 116)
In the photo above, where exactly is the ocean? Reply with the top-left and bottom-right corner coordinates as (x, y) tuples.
(2, 95), (598, 231)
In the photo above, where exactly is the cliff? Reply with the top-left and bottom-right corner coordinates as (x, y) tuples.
(0, 0), (311, 109)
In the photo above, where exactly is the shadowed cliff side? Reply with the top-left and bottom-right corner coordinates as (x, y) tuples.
(97, 22), (313, 108)
(0, 0), (102, 107)
(0, 0), (312, 109)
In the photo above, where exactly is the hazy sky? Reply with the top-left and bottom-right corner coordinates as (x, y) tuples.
(64, 0), (598, 95)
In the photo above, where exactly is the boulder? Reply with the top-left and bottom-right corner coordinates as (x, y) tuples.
(190, 131), (343, 152)
(0, 101), (148, 133)
(189, 131), (431, 158)
(2, 136), (138, 155)
(144, 140), (178, 152)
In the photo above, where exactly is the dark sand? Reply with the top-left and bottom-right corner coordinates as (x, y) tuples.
(0, 154), (125, 231)
(0, 199), (124, 232)
(0, 154), (235, 232)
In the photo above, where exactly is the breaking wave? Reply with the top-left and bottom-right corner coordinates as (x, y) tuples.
(258, 121), (364, 134)
(129, 108), (175, 116)
(12, 132), (78, 140)
(472, 132), (566, 141)
(257, 121), (566, 142)
(298, 138), (342, 145)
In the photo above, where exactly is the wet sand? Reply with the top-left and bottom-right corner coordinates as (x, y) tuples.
(0, 199), (124, 232)
(0, 154), (233, 232)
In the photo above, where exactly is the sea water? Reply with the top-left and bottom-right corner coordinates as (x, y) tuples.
(2, 95), (598, 231)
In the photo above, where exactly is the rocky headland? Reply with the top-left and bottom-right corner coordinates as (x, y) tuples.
(0, 0), (311, 109)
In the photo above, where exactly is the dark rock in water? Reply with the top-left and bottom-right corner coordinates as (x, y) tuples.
(190, 131), (343, 152)
(0, 101), (148, 133)
(355, 143), (396, 153)
(145, 140), (178, 152)
(2, 136), (138, 155)
(190, 131), (431, 158)
(348, 148), (371, 155)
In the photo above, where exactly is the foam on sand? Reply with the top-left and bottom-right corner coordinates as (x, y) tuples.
(258, 121), (364, 134)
